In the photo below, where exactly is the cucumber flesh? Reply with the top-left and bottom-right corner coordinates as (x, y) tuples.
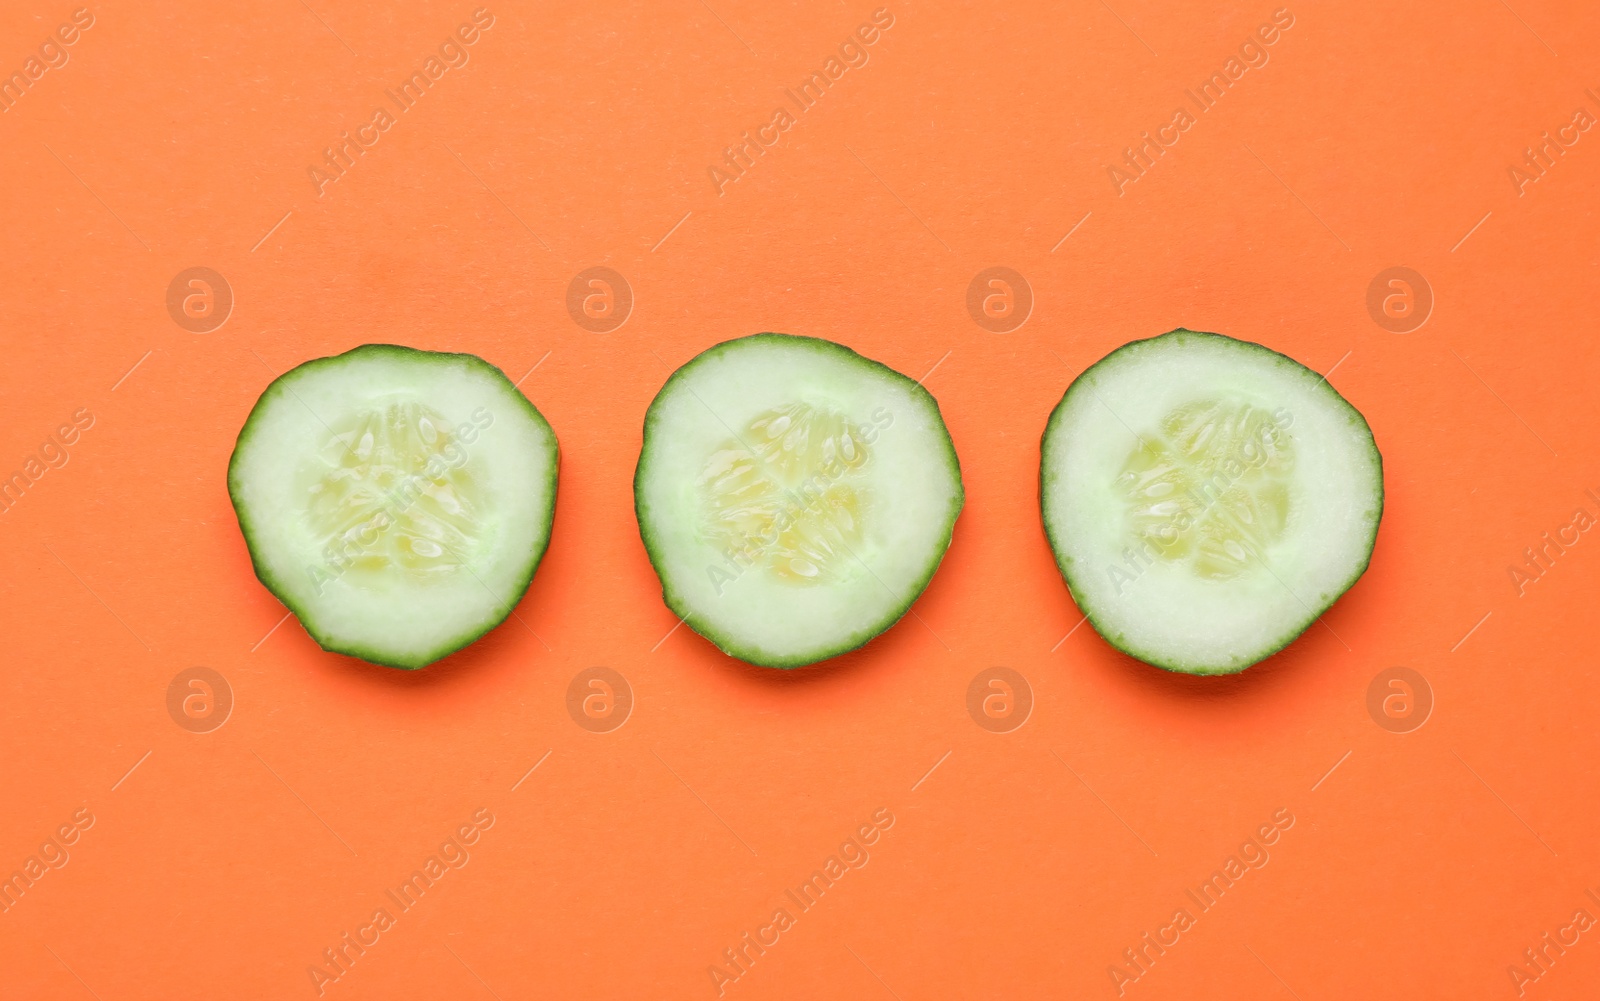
(1040, 329), (1382, 674)
(635, 333), (963, 668)
(228, 344), (558, 669)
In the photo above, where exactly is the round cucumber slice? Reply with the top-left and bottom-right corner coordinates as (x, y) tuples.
(228, 344), (558, 669)
(635, 333), (964, 668)
(1041, 329), (1382, 675)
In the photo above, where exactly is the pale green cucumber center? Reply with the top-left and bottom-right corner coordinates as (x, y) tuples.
(698, 402), (872, 585)
(300, 400), (485, 585)
(1116, 399), (1294, 580)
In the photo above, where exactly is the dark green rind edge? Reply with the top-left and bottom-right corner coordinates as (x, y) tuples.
(226, 343), (560, 671)
(634, 333), (964, 669)
(1038, 328), (1384, 676)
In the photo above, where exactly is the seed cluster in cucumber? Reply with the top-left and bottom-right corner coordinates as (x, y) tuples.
(228, 344), (558, 669)
(1040, 329), (1382, 675)
(634, 333), (963, 668)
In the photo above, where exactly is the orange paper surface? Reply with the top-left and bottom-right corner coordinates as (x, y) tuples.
(2, 2), (1599, 998)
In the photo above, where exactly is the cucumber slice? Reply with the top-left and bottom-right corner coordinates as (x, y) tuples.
(635, 333), (963, 668)
(1041, 329), (1382, 675)
(228, 344), (558, 669)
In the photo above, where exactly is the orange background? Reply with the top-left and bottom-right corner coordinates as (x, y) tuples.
(2, 1), (1599, 998)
